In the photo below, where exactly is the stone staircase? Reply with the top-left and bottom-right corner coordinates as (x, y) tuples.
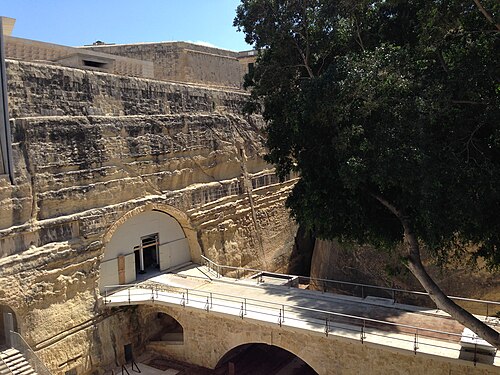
(0, 348), (37, 375)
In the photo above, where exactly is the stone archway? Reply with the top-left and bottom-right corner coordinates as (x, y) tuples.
(0, 305), (17, 347)
(99, 204), (201, 292)
(147, 312), (184, 344)
(215, 343), (318, 374)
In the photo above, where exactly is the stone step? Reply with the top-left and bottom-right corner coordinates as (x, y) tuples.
(8, 361), (30, 372)
(11, 364), (31, 375)
(4, 356), (25, 368)
(0, 348), (37, 375)
(17, 368), (36, 375)
(0, 362), (11, 375)
(0, 349), (19, 360)
(2, 354), (22, 362)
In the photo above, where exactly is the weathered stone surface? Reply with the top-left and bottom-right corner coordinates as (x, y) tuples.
(310, 239), (500, 315)
(6, 60), (245, 118)
(0, 60), (298, 374)
(137, 305), (497, 375)
(84, 42), (245, 88)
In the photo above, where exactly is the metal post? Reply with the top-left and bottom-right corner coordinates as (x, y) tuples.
(360, 320), (366, 343)
(3, 312), (14, 347)
(324, 316), (329, 337)
(128, 288), (131, 304)
(414, 330), (419, 354)
(210, 292), (213, 309)
(186, 289), (189, 304)
(139, 246), (145, 272)
(244, 298), (247, 315)
(0, 18), (14, 184)
(281, 305), (285, 323)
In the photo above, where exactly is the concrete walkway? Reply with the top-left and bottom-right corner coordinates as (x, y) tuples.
(104, 264), (500, 367)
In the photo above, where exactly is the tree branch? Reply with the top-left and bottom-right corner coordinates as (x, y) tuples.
(472, 0), (500, 31)
(451, 100), (486, 105)
(437, 50), (449, 74)
(355, 17), (365, 51)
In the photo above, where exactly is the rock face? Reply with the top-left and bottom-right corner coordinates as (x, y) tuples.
(0, 59), (298, 374)
(310, 239), (500, 315)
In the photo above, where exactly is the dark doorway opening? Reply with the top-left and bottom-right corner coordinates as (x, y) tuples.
(0, 306), (17, 348)
(134, 233), (159, 275)
(134, 249), (141, 273)
(216, 343), (317, 374)
(142, 234), (159, 271)
(124, 343), (133, 363)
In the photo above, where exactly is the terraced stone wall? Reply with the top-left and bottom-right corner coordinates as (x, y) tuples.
(0, 60), (297, 374)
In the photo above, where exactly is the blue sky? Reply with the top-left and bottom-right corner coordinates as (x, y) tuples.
(2, 0), (250, 51)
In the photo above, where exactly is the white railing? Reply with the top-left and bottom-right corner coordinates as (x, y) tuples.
(0, 356), (13, 375)
(200, 255), (500, 318)
(103, 281), (497, 363)
(10, 331), (52, 375)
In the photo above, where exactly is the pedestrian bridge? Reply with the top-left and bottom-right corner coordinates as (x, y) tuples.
(103, 257), (500, 374)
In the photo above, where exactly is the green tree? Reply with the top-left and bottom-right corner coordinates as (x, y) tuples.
(235, 0), (500, 348)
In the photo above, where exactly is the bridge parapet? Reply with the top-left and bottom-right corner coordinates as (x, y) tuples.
(103, 267), (500, 373)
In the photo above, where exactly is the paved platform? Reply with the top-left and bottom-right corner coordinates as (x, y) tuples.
(104, 264), (500, 367)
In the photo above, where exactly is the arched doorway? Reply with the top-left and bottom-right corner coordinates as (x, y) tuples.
(99, 209), (192, 291)
(0, 305), (17, 348)
(148, 312), (184, 344)
(216, 343), (318, 374)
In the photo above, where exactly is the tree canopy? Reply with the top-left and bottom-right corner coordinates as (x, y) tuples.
(235, 0), (500, 347)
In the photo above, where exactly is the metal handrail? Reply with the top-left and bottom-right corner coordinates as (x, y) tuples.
(0, 356), (13, 375)
(104, 282), (459, 338)
(200, 255), (500, 317)
(9, 331), (52, 375)
(103, 281), (499, 361)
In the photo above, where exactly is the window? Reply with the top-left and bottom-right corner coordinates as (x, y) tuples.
(82, 60), (107, 68)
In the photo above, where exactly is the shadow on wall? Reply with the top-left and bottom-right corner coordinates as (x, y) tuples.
(149, 312), (184, 344)
(215, 343), (318, 374)
(287, 225), (316, 276)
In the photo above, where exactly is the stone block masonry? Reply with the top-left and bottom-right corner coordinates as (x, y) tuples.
(137, 305), (499, 375)
(0, 59), (298, 374)
(5, 59), (245, 118)
(83, 42), (246, 89)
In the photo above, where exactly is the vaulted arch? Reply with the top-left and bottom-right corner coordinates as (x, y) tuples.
(99, 203), (201, 292)
(216, 343), (318, 374)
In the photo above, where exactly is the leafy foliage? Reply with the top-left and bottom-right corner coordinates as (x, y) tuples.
(235, 0), (500, 267)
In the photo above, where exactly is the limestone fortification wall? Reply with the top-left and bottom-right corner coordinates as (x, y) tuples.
(310, 239), (500, 316)
(84, 42), (246, 88)
(0, 60), (297, 374)
(5, 36), (154, 78)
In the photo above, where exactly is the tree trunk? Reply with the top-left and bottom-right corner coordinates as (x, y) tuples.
(372, 193), (500, 349)
(404, 227), (500, 349)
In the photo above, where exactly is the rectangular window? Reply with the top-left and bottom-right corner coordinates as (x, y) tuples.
(83, 59), (107, 68)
